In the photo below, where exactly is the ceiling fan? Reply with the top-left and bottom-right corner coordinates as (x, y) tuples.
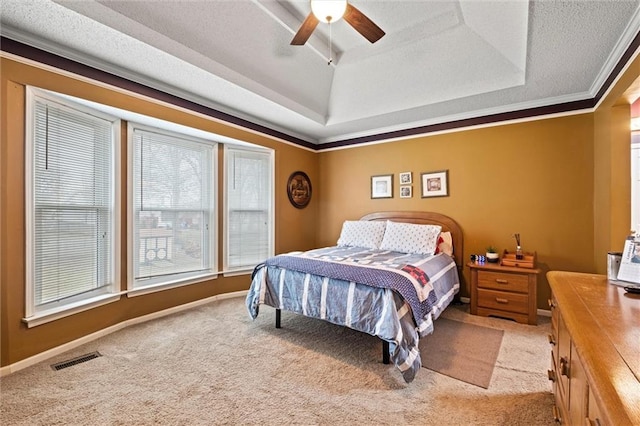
(291, 0), (385, 46)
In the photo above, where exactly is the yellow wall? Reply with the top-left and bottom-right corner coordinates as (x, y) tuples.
(318, 115), (596, 309)
(593, 105), (632, 272)
(592, 53), (640, 272)
(0, 58), (318, 366)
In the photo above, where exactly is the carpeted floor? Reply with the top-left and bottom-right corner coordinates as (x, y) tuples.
(0, 297), (555, 425)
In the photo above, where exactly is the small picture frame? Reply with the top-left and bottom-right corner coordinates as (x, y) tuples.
(371, 174), (393, 199)
(399, 171), (412, 185)
(400, 185), (412, 198)
(421, 170), (449, 198)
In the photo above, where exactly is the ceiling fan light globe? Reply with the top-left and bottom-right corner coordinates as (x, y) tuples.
(311, 0), (347, 23)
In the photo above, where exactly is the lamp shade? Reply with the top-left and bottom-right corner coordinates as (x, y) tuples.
(311, 0), (347, 23)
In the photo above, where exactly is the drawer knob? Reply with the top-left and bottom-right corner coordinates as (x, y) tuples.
(495, 297), (509, 304)
(495, 278), (508, 284)
(547, 369), (556, 382)
(560, 356), (569, 377)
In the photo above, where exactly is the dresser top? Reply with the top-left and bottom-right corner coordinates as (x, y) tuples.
(547, 271), (640, 425)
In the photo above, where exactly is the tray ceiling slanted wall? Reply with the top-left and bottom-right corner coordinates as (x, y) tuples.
(328, 2), (528, 126)
(48, 0), (336, 132)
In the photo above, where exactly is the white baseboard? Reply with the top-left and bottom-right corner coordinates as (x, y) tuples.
(0, 291), (248, 378)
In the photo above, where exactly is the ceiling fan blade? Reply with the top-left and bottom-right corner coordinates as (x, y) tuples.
(291, 13), (319, 45)
(343, 3), (385, 43)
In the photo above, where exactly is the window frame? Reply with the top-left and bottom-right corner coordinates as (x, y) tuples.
(24, 87), (122, 327)
(127, 122), (218, 296)
(23, 87), (273, 313)
(223, 145), (275, 276)
(632, 133), (640, 232)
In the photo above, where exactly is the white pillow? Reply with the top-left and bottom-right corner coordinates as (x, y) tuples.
(436, 231), (454, 257)
(336, 220), (387, 249)
(379, 221), (442, 255)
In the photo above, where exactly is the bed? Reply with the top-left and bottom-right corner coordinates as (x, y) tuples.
(246, 211), (463, 383)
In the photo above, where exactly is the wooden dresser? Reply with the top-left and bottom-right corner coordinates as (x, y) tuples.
(468, 262), (540, 325)
(547, 271), (640, 425)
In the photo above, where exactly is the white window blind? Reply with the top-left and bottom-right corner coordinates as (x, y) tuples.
(131, 125), (216, 288)
(225, 146), (274, 272)
(28, 92), (117, 314)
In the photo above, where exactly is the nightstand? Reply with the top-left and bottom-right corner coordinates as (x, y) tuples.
(467, 262), (540, 325)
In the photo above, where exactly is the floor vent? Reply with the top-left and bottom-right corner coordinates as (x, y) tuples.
(51, 351), (102, 371)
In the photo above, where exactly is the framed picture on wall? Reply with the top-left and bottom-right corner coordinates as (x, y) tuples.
(400, 185), (412, 198)
(421, 170), (449, 198)
(371, 174), (393, 199)
(399, 171), (412, 185)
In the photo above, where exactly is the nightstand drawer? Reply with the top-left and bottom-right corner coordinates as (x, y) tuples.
(477, 288), (528, 314)
(467, 261), (540, 325)
(477, 270), (529, 293)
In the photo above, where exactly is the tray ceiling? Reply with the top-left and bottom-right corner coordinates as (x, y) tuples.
(2, 0), (640, 146)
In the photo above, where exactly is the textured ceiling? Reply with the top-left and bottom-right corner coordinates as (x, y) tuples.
(1, 0), (640, 146)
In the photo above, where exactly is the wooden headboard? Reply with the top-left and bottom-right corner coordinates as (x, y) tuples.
(360, 211), (464, 267)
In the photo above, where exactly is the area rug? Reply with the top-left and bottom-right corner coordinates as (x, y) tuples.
(419, 317), (504, 388)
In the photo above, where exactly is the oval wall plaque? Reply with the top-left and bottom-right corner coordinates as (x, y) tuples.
(287, 171), (312, 209)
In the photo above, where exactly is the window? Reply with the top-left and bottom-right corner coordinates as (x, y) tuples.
(224, 146), (274, 273)
(129, 124), (217, 291)
(632, 133), (640, 232)
(25, 88), (120, 324)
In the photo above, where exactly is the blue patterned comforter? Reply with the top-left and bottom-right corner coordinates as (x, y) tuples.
(246, 246), (460, 383)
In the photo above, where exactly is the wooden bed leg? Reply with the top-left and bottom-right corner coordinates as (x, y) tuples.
(382, 340), (390, 364)
(275, 308), (281, 328)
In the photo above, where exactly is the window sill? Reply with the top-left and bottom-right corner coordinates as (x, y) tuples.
(222, 268), (253, 278)
(128, 272), (218, 297)
(23, 293), (124, 328)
